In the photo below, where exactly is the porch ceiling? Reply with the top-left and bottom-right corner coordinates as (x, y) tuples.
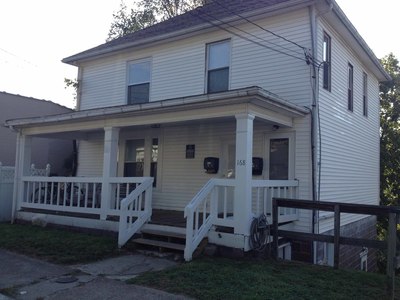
(5, 86), (309, 136)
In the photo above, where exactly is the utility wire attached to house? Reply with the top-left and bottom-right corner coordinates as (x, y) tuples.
(191, 6), (323, 67)
(190, 9), (312, 64)
(212, 0), (308, 52)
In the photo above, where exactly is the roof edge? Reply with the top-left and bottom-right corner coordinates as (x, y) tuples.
(328, 0), (391, 82)
(62, 0), (314, 66)
(5, 86), (309, 128)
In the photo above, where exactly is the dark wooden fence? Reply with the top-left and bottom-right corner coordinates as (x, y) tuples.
(272, 198), (400, 299)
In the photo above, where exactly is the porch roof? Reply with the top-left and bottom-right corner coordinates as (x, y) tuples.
(5, 86), (309, 135)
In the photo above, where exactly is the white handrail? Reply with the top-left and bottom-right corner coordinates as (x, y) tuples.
(118, 177), (153, 247)
(184, 178), (236, 261)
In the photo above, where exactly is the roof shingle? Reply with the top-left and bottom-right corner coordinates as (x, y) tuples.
(62, 0), (294, 64)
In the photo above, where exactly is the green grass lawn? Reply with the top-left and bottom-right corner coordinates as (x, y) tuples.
(130, 257), (400, 300)
(0, 222), (121, 264)
(1, 222), (399, 299)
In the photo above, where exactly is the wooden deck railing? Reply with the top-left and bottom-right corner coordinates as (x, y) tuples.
(272, 198), (400, 299)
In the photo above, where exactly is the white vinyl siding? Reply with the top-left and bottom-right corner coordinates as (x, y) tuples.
(76, 139), (104, 176)
(317, 19), (380, 233)
(230, 9), (312, 106)
(79, 9), (312, 110)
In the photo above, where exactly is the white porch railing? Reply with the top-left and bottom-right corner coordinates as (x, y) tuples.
(19, 176), (151, 217)
(184, 178), (236, 261)
(252, 180), (299, 223)
(118, 177), (153, 247)
(184, 179), (299, 261)
(21, 176), (103, 214)
(19, 176), (153, 247)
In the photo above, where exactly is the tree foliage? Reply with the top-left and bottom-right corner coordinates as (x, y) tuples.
(107, 0), (206, 41)
(64, 77), (79, 109)
(380, 53), (400, 206)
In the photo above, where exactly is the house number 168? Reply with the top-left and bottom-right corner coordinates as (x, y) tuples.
(237, 160), (246, 166)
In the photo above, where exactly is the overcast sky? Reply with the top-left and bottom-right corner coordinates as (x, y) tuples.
(0, 0), (398, 108)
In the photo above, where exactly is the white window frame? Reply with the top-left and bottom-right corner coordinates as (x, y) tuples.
(206, 39), (231, 93)
(127, 58), (152, 104)
(322, 31), (331, 91)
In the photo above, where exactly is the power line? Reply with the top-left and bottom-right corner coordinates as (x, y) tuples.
(0, 47), (38, 68)
(213, 0), (307, 52)
(190, 10), (310, 64)
(199, 8), (305, 58)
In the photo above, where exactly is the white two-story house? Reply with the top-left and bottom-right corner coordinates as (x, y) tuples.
(6, 0), (390, 268)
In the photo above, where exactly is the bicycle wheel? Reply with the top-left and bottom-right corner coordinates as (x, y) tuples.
(31, 187), (51, 204)
(66, 184), (86, 207)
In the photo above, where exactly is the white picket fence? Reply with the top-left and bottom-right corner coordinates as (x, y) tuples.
(0, 163), (50, 221)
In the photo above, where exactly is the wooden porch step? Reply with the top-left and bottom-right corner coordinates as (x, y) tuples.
(133, 238), (185, 251)
(140, 228), (186, 240)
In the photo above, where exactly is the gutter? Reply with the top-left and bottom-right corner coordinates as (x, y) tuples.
(4, 87), (309, 128)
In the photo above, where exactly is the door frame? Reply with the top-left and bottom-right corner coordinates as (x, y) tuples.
(264, 131), (295, 180)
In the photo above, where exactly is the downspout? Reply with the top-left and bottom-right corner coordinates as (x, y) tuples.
(309, 4), (319, 264)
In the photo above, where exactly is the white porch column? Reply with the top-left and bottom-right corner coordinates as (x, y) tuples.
(100, 127), (120, 220)
(234, 113), (254, 237)
(12, 133), (32, 220)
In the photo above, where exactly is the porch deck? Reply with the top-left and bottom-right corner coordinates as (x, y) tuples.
(20, 207), (187, 228)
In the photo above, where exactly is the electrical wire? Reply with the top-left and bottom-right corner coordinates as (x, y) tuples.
(213, 0), (307, 52)
(190, 9), (312, 64)
(207, 1), (306, 57)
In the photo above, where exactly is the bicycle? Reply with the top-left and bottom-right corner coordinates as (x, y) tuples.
(31, 181), (86, 207)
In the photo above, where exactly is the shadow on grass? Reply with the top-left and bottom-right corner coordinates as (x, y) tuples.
(0, 222), (122, 264)
(129, 257), (400, 300)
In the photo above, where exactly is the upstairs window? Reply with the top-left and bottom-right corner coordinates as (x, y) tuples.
(363, 72), (368, 117)
(347, 63), (353, 112)
(322, 32), (331, 91)
(128, 60), (151, 104)
(207, 40), (230, 93)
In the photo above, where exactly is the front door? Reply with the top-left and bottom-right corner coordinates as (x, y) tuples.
(266, 133), (294, 180)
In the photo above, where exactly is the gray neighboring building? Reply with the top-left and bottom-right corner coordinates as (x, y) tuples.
(0, 92), (73, 175)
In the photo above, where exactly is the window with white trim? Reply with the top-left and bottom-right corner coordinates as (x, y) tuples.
(363, 72), (368, 117)
(323, 32), (331, 91)
(347, 63), (353, 112)
(207, 40), (230, 93)
(127, 59), (151, 104)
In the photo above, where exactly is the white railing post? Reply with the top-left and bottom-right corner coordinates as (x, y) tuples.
(100, 127), (120, 220)
(14, 134), (31, 216)
(184, 208), (195, 261)
(211, 186), (218, 222)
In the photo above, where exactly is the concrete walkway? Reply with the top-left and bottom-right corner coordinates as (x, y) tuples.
(0, 249), (191, 300)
